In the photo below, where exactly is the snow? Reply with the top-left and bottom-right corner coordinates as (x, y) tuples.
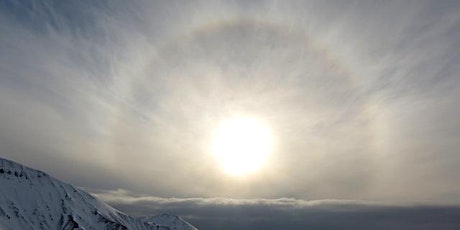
(0, 157), (198, 230)
(140, 214), (198, 230)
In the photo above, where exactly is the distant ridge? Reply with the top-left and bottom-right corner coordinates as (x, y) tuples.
(0, 157), (198, 230)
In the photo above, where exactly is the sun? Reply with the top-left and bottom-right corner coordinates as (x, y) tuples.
(211, 117), (273, 176)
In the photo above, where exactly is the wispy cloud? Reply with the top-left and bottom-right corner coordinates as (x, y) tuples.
(1, 0), (459, 204)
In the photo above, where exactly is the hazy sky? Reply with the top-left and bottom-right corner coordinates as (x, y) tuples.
(1, 0), (460, 229)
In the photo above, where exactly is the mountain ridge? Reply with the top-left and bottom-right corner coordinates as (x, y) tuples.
(0, 157), (198, 230)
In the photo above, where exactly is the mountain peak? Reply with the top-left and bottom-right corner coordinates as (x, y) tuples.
(0, 157), (198, 230)
(141, 213), (198, 230)
(0, 157), (49, 181)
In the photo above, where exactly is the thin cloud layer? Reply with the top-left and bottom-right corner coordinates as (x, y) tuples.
(1, 0), (460, 204)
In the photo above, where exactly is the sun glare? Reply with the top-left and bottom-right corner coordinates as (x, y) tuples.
(211, 117), (273, 176)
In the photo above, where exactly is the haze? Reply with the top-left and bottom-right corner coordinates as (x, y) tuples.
(1, 0), (459, 229)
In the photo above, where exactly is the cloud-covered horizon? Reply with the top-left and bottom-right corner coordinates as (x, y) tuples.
(91, 188), (460, 230)
(1, 0), (460, 207)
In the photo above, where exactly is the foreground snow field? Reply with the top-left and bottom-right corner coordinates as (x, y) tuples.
(0, 157), (197, 230)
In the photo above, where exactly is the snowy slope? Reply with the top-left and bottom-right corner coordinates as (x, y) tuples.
(140, 214), (198, 230)
(0, 157), (198, 230)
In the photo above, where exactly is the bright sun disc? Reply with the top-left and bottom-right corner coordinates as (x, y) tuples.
(211, 117), (273, 176)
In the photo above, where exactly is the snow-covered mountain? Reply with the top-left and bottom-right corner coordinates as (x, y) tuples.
(0, 157), (198, 230)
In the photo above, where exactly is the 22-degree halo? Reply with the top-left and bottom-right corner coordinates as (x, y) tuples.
(211, 117), (273, 176)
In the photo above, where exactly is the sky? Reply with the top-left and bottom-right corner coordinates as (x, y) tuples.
(1, 0), (460, 229)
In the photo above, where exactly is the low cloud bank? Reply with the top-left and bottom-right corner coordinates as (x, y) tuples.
(92, 189), (460, 230)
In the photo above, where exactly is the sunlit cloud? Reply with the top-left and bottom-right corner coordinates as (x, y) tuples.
(1, 0), (459, 204)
